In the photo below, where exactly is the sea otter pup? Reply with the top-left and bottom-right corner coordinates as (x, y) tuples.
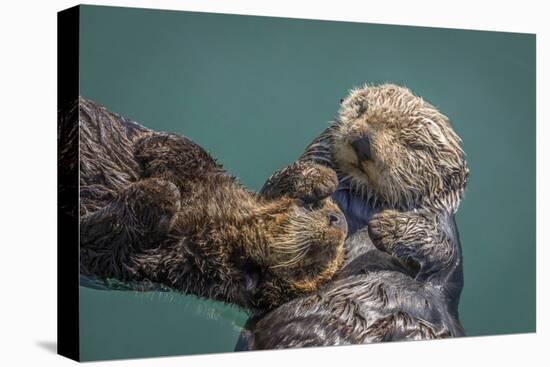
(237, 84), (469, 348)
(68, 97), (347, 312)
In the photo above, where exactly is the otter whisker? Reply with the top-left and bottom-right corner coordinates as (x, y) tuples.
(270, 250), (308, 269)
(271, 255), (303, 269)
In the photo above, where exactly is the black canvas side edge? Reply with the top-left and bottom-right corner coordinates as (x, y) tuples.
(57, 5), (80, 362)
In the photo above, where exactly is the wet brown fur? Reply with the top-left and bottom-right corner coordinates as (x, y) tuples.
(75, 97), (346, 312)
(238, 84), (469, 348)
(261, 84), (469, 281)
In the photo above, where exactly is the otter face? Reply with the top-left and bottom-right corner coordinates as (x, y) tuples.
(268, 199), (346, 293)
(332, 84), (468, 211)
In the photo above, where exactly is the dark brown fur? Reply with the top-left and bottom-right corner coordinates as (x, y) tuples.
(237, 84), (468, 349)
(75, 97), (347, 312)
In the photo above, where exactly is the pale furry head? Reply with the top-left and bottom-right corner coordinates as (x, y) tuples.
(332, 83), (468, 212)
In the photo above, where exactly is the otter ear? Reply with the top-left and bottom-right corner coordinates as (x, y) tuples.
(293, 198), (306, 207)
(291, 197), (324, 211)
(339, 90), (368, 118)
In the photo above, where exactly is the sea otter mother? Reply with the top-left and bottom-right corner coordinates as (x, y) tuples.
(237, 83), (469, 348)
(61, 97), (348, 312)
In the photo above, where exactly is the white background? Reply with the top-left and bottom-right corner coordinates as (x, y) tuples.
(0, 0), (547, 366)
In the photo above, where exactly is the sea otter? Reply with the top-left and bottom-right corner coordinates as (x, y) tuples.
(237, 83), (469, 348)
(65, 97), (347, 312)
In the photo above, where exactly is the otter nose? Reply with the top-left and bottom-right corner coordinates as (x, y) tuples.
(351, 136), (372, 161)
(328, 212), (346, 230)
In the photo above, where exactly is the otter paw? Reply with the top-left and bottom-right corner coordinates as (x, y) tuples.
(290, 162), (338, 203)
(261, 161), (338, 203)
(368, 209), (437, 258)
(123, 178), (181, 234)
(367, 210), (405, 253)
(368, 210), (433, 252)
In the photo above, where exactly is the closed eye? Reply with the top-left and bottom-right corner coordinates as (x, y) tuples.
(402, 135), (429, 151)
(408, 141), (428, 150)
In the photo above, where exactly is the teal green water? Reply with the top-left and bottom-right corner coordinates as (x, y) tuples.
(78, 5), (536, 361)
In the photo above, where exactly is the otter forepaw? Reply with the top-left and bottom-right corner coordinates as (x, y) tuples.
(123, 178), (181, 235)
(291, 162), (338, 203)
(368, 210), (407, 253)
(261, 161), (338, 203)
(368, 210), (455, 281)
(368, 210), (437, 258)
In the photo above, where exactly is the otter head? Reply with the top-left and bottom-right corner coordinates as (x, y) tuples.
(332, 84), (468, 213)
(252, 198), (346, 309)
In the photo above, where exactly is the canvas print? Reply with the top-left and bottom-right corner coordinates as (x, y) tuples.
(57, 5), (536, 362)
